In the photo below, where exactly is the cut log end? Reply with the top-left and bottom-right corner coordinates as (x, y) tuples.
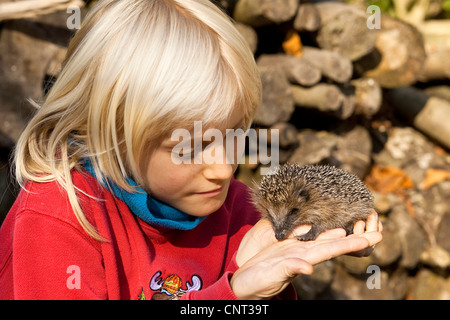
(317, 10), (377, 61)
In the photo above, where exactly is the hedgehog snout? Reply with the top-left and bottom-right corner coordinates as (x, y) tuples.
(271, 216), (292, 241)
(275, 230), (288, 241)
(271, 219), (286, 240)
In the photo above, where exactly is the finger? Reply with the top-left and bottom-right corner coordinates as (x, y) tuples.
(282, 257), (314, 276)
(354, 230), (383, 247)
(349, 246), (374, 257)
(308, 229), (383, 264)
(289, 224), (312, 239)
(315, 228), (346, 240)
(365, 212), (379, 232)
(303, 236), (371, 265)
(346, 225), (383, 257)
(353, 220), (365, 235)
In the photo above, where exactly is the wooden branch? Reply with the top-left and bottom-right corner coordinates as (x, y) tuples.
(314, 1), (365, 24)
(233, 0), (298, 27)
(418, 48), (450, 81)
(355, 14), (426, 88)
(316, 9), (377, 61)
(424, 86), (450, 102)
(291, 83), (355, 119)
(300, 46), (353, 83)
(293, 3), (321, 32)
(268, 122), (299, 149)
(351, 77), (382, 117)
(0, 0), (84, 22)
(418, 20), (450, 51)
(254, 65), (295, 127)
(418, 20), (450, 80)
(234, 22), (258, 54)
(392, 0), (430, 25)
(385, 87), (450, 150)
(257, 54), (321, 86)
(291, 83), (341, 112)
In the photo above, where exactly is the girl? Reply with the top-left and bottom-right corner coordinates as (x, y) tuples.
(0, 0), (381, 300)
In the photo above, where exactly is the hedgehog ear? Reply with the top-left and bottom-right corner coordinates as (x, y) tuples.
(295, 188), (310, 201)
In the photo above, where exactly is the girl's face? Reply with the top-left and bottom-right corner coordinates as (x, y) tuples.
(143, 111), (245, 217)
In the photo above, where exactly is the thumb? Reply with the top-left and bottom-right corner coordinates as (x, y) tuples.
(280, 257), (314, 278)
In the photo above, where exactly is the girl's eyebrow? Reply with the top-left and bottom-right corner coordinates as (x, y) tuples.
(233, 121), (245, 130)
(164, 118), (245, 145)
(229, 118), (245, 130)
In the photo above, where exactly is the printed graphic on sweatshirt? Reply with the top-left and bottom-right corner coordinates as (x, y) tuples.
(148, 270), (202, 300)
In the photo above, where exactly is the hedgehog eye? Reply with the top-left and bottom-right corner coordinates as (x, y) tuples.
(288, 208), (298, 216)
(298, 189), (310, 201)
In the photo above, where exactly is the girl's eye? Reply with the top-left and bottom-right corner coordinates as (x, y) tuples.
(178, 151), (193, 159)
(180, 144), (208, 160)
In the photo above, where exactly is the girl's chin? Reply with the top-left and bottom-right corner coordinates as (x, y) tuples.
(181, 196), (226, 217)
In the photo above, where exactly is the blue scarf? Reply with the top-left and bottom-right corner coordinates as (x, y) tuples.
(82, 159), (205, 230)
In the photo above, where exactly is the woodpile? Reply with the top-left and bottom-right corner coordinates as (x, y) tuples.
(223, 0), (450, 300)
(0, 0), (449, 300)
(230, 0), (437, 130)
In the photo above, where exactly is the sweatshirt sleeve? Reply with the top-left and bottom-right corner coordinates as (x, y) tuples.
(10, 210), (107, 299)
(179, 252), (297, 300)
(180, 271), (238, 300)
(180, 254), (239, 300)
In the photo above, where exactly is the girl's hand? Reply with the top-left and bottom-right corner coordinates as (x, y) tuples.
(231, 212), (382, 300)
(234, 218), (280, 268)
(348, 211), (383, 257)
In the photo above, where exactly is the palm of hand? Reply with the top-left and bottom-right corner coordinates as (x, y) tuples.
(232, 212), (382, 300)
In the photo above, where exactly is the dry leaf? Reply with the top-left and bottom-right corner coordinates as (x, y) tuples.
(420, 168), (450, 190)
(365, 165), (414, 194)
(434, 146), (446, 156)
(282, 30), (302, 57)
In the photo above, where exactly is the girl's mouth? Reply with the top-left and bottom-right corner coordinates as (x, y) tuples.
(196, 185), (224, 197)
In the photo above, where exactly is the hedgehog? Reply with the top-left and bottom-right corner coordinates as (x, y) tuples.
(252, 163), (375, 241)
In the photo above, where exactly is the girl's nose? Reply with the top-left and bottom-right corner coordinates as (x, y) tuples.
(201, 143), (235, 180)
(203, 161), (234, 181)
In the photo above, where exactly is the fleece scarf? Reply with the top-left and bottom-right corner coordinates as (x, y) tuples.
(82, 158), (205, 230)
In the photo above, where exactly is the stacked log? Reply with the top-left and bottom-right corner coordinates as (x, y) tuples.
(0, 0), (84, 21)
(228, 0), (450, 160)
(227, 0), (450, 300)
(234, 2), (379, 128)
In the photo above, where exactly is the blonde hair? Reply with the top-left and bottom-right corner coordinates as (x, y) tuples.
(13, 0), (261, 240)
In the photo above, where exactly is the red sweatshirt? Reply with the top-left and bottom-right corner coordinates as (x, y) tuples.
(0, 169), (296, 300)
